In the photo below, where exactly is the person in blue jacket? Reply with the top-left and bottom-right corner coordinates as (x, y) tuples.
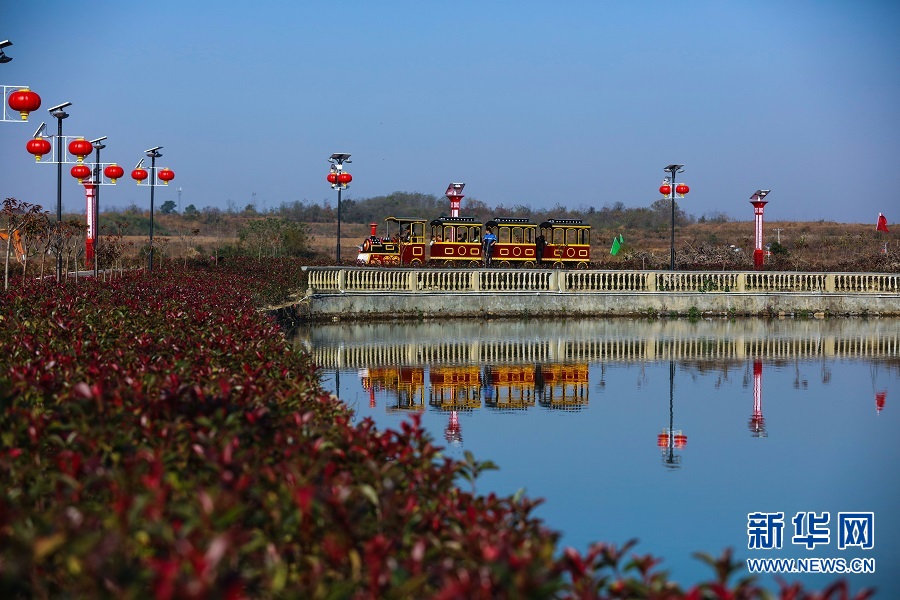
(482, 228), (497, 267)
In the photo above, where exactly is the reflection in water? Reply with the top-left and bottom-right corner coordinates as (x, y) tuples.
(293, 318), (900, 596)
(658, 361), (687, 469)
(750, 361), (766, 437)
(293, 318), (899, 455)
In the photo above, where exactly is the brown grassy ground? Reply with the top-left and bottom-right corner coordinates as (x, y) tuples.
(116, 216), (899, 271)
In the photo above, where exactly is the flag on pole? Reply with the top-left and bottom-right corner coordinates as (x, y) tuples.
(610, 234), (624, 256)
(876, 213), (889, 233)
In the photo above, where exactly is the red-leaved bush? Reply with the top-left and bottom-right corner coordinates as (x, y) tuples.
(0, 260), (872, 599)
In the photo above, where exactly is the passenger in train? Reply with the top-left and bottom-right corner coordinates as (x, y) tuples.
(536, 233), (547, 265)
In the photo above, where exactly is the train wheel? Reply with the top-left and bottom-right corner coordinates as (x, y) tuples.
(498, 260), (511, 268)
(410, 258), (423, 267)
(468, 260), (481, 268)
(576, 261), (589, 270)
(522, 260), (536, 268)
(551, 261), (566, 269)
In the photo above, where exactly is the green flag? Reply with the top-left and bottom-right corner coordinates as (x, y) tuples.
(610, 234), (622, 256)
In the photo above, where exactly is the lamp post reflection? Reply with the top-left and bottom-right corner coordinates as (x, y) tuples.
(657, 360), (688, 468)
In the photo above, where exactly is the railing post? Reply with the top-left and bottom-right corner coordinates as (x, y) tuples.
(471, 269), (481, 291)
(338, 268), (346, 293)
(736, 272), (746, 292)
(408, 269), (418, 291)
(824, 274), (836, 293)
(646, 272), (656, 292)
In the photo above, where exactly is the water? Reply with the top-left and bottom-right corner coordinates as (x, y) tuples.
(291, 318), (900, 597)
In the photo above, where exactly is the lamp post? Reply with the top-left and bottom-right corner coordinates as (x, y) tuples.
(660, 164), (690, 271)
(49, 102), (71, 281)
(88, 137), (107, 278)
(131, 147), (174, 272)
(327, 153), (352, 264)
(750, 189), (771, 270)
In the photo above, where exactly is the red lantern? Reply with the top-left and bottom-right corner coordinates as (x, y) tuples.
(675, 184), (690, 196)
(70, 164), (92, 183)
(26, 137), (52, 162)
(68, 138), (93, 163)
(7, 88), (42, 120)
(657, 433), (668, 448)
(327, 172), (338, 185)
(158, 168), (175, 184)
(132, 168), (149, 184)
(674, 434), (688, 449)
(338, 172), (352, 185)
(659, 184), (672, 196)
(104, 164), (125, 183)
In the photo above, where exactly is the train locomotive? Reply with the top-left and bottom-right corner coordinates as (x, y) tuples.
(357, 215), (591, 268)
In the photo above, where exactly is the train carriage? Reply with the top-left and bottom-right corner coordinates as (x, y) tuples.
(428, 216), (484, 267)
(484, 217), (538, 267)
(539, 219), (591, 269)
(356, 213), (592, 269)
(357, 216), (428, 266)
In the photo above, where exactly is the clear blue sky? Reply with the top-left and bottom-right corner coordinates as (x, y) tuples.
(3, 0), (898, 223)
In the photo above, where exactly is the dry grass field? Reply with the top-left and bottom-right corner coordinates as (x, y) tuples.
(113, 215), (899, 271)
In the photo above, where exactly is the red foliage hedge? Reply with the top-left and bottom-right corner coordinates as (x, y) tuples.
(0, 260), (870, 599)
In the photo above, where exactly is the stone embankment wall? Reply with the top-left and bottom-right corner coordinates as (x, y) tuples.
(293, 267), (900, 321)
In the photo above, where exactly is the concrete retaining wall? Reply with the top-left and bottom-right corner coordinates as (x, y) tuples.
(291, 267), (900, 321)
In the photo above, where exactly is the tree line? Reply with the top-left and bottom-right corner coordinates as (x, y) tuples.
(127, 191), (728, 233)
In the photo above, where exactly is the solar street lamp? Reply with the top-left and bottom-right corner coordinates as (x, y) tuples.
(660, 164), (690, 270)
(50, 102), (72, 280)
(327, 153), (352, 264)
(132, 146), (175, 272)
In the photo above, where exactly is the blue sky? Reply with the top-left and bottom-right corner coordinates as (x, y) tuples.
(2, 1), (898, 223)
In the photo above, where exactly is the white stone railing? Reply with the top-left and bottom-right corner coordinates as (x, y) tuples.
(303, 267), (900, 295)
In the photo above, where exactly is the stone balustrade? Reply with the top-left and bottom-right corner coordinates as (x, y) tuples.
(305, 267), (899, 295)
(296, 267), (900, 319)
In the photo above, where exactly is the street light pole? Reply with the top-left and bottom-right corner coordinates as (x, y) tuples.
(90, 137), (107, 278)
(662, 164), (688, 271)
(49, 102), (72, 281)
(145, 147), (162, 271)
(327, 153), (352, 264)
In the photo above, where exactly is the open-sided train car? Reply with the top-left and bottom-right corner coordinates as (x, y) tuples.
(539, 218), (591, 269)
(484, 217), (538, 267)
(428, 216), (484, 266)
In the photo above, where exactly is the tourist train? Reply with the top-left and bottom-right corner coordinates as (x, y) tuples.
(356, 215), (591, 268)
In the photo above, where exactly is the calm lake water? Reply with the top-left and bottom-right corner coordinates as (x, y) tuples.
(291, 317), (900, 597)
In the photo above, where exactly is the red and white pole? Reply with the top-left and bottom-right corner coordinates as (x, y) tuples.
(751, 200), (767, 269)
(84, 182), (97, 264)
(750, 190), (770, 270)
(445, 183), (465, 218)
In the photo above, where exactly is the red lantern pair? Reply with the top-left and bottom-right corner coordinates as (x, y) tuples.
(130, 168), (174, 184)
(659, 184), (691, 196)
(7, 88), (42, 121)
(327, 171), (352, 186)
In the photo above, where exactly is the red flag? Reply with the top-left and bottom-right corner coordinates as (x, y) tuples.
(876, 213), (889, 233)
